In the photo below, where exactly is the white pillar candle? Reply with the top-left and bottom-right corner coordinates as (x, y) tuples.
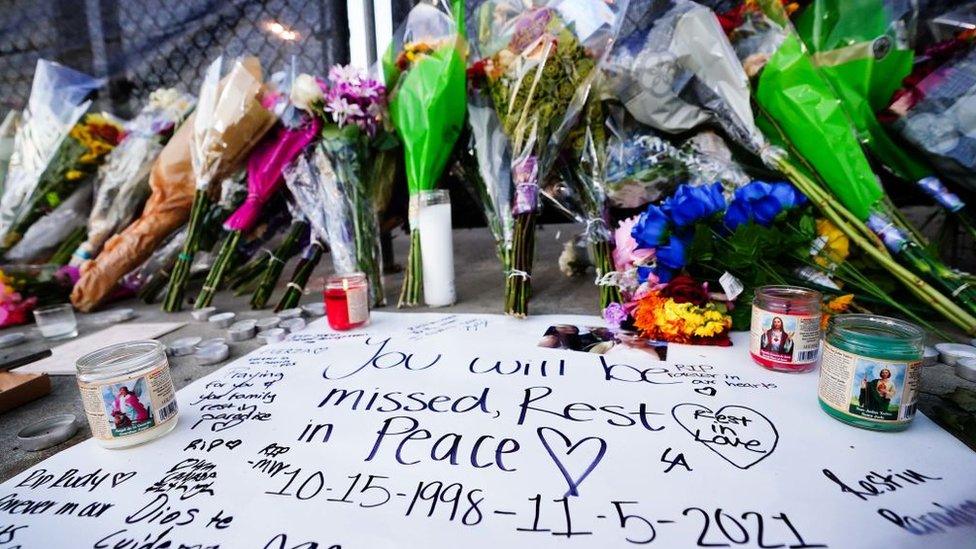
(418, 190), (456, 307)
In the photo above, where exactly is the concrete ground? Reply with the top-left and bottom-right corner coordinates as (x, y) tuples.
(1, 224), (974, 482)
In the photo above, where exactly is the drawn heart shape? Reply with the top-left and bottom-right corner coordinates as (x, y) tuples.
(671, 403), (779, 470)
(225, 440), (242, 450)
(536, 426), (607, 497)
(111, 471), (136, 487)
(694, 386), (717, 397)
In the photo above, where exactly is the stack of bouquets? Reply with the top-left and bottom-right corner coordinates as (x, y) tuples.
(468, 0), (628, 316)
(384, 2), (466, 308)
(163, 56), (277, 311)
(194, 74), (320, 309)
(0, 60), (123, 255)
(69, 88), (195, 267)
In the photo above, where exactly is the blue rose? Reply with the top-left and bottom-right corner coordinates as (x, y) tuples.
(665, 182), (726, 227)
(724, 181), (806, 229)
(653, 233), (691, 283)
(631, 204), (670, 249)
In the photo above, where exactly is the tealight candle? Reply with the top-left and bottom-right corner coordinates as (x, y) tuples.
(818, 314), (924, 431)
(749, 286), (822, 373)
(325, 272), (369, 331)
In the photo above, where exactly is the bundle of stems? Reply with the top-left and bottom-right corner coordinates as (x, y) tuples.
(250, 218), (309, 309)
(275, 240), (325, 312)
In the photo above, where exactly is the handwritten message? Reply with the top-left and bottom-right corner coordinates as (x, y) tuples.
(1, 312), (974, 548)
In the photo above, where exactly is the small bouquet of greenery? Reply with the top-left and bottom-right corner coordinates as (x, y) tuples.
(469, 0), (627, 316)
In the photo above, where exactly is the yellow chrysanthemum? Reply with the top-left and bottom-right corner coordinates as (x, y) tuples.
(65, 169), (85, 181)
(634, 295), (732, 344)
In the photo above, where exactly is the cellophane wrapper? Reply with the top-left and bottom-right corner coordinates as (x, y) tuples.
(284, 148), (353, 273)
(5, 181), (93, 263)
(0, 59), (101, 239)
(0, 110), (20, 192)
(71, 88), (195, 266)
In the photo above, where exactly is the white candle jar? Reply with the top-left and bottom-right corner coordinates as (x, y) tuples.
(418, 189), (456, 307)
(76, 340), (179, 449)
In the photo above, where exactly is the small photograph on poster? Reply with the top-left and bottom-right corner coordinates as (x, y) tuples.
(537, 324), (667, 361)
(850, 360), (905, 421)
(101, 378), (155, 436)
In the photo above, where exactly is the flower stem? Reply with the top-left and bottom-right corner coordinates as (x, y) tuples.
(163, 190), (210, 312)
(275, 241), (325, 312)
(193, 230), (241, 309)
(250, 219), (308, 309)
(505, 212), (535, 317)
(397, 229), (422, 308)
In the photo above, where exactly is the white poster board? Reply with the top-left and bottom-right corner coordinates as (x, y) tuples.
(1, 312), (974, 548)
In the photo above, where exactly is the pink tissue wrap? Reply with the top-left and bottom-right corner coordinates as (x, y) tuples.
(222, 116), (321, 232)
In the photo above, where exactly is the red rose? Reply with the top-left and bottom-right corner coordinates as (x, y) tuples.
(660, 274), (709, 306)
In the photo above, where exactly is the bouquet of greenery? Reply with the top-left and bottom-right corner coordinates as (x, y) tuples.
(162, 56), (276, 311)
(70, 88), (195, 267)
(5, 181), (93, 264)
(0, 60), (102, 245)
(383, 2), (466, 307)
(469, 0), (627, 316)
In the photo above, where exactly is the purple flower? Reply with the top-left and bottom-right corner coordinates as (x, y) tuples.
(603, 302), (628, 329)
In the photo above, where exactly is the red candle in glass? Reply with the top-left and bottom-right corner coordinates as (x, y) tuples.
(324, 272), (370, 331)
(749, 285), (822, 373)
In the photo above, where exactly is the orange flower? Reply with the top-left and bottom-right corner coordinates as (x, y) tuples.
(821, 294), (855, 329)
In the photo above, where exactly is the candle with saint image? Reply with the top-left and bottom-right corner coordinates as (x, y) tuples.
(418, 190), (455, 307)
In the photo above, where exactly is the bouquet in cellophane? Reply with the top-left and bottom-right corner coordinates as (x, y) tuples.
(384, 2), (466, 307)
(318, 65), (399, 307)
(70, 88), (195, 267)
(469, 0), (628, 316)
(195, 72), (320, 309)
(162, 56), (276, 311)
(4, 181), (93, 264)
(0, 59), (103, 248)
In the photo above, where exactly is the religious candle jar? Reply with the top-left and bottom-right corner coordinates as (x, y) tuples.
(76, 340), (179, 449)
(418, 189), (456, 307)
(818, 314), (924, 431)
(749, 285), (822, 372)
(325, 272), (370, 331)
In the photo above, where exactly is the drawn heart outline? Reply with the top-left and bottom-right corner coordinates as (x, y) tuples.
(694, 386), (717, 397)
(536, 427), (607, 497)
(671, 403), (779, 470)
(111, 471), (136, 487)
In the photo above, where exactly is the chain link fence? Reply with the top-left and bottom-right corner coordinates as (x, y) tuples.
(0, 0), (357, 115)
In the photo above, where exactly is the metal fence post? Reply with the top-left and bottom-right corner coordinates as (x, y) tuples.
(319, 0), (351, 66)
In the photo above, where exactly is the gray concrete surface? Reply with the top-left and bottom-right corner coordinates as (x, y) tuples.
(1, 224), (973, 482)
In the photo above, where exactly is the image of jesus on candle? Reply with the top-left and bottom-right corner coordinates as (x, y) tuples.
(760, 316), (794, 358)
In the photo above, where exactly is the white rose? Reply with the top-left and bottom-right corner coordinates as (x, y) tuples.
(290, 73), (324, 112)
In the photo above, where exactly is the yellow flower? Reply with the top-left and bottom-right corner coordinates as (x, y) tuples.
(827, 294), (854, 313)
(634, 294), (732, 344)
(65, 169), (85, 181)
(814, 218), (849, 269)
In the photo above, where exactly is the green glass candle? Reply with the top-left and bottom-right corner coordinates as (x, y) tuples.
(817, 314), (924, 431)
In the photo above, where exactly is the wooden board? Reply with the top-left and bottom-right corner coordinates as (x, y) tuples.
(0, 371), (51, 414)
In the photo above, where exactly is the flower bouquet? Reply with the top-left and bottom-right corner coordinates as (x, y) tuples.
(0, 60), (102, 246)
(276, 149), (338, 311)
(70, 88), (195, 267)
(453, 87), (513, 273)
(71, 115), (196, 312)
(194, 97), (320, 309)
(162, 56), (277, 312)
(5, 181), (93, 264)
(383, 3), (466, 307)
(0, 111), (122, 254)
(470, 0), (628, 316)
(319, 65), (399, 307)
(792, 0), (976, 242)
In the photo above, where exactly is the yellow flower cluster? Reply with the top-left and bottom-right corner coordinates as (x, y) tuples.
(70, 119), (117, 165)
(814, 218), (849, 269)
(634, 293), (732, 344)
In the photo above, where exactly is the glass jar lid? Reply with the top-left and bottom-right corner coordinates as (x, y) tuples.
(827, 314), (924, 359)
(753, 285), (822, 315)
(77, 340), (166, 381)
